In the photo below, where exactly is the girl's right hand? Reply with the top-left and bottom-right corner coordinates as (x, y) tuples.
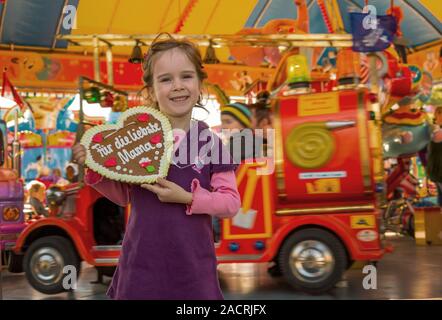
(72, 143), (87, 165)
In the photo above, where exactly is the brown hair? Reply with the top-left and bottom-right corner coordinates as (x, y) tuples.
(141, 33), (208, 107)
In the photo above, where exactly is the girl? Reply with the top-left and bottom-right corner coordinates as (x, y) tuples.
(72, 36), (241, 300)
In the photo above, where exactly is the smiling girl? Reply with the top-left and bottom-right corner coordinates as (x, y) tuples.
(72, 35), (240, 300)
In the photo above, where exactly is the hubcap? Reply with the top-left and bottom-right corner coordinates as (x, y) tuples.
(289, 240), (334, 283)
(30, 248), (64, 285)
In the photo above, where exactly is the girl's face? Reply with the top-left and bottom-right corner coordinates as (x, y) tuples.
(151, 48), (201, 118)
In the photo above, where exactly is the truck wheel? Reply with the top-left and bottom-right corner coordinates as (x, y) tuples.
(278, 228), (347, 294)
(24, 236), (80, 295)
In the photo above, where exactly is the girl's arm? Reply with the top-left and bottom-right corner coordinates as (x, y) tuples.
(85, 169), (131, 207)
(186, 170), (241, 218)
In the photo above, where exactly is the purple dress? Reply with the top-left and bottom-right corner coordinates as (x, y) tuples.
(100, 121), (236, 300)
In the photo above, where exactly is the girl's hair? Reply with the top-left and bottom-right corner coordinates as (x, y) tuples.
(141, 33), (208, 107)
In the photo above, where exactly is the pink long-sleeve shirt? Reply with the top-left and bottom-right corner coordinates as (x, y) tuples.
(85, 169), (240, 218)
(85, 128), (241, 218)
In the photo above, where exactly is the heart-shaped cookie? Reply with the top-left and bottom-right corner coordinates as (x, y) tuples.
(81, 106), (173, 184)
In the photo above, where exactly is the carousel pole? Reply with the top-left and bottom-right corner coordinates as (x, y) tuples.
(359, 0), (386, 204)
(77, 77), (85, 185)
(368, 52), (386, 206)
(106, 44), (114, 86)
(12, 109), (21, 177)
(93, 36), (101, 83)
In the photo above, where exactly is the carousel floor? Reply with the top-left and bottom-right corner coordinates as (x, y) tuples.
(1, 234), (441, 300)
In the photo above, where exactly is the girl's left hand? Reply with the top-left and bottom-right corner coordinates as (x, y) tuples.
(141, 178), (193, 205)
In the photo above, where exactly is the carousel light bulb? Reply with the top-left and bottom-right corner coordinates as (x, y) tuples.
(286, 54), (310, 84)
(203, 40), (220, 64)
(129, 41), (143, 64)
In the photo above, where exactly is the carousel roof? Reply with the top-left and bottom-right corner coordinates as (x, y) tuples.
(0, 0), (440, 56)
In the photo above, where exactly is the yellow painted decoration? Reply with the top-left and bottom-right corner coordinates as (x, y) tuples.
(47, 131), (75, 147)
(19, 131), (43, 148)
(241, 169), (260, 213)
(306, 178), (341, 194)
(285, 122), (335, 169)
(350, 215), (375, 229)
(331, 0), (345, 31)
(356, 92), (373, 191)
(224, 164), (273, 240)
(414, 207), (442, 246)
(261, 173), (273, 237)
(236, 162), (266, 185)
(383, 112), (427, 126)
(298, 92), (339, 117)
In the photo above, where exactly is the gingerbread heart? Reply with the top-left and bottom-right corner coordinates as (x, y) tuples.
(81, 106), (173, 184)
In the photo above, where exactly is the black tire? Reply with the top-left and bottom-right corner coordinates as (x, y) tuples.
(7, 252), (24, 273)
(267, 262), (283, 277)
(24, 236), (81, 295)
(278, 228), (347, 294)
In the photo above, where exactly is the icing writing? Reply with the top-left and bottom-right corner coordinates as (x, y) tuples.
(114, 123), (160, 150)
(91, 144), (113, 157)
(117, 142), (158, 165)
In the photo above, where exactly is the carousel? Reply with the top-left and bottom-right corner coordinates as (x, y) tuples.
(0, 0), (441, 299)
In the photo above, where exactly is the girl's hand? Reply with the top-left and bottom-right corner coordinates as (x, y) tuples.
(72, 143), (87, 165)
(141, 178), (193, 205)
